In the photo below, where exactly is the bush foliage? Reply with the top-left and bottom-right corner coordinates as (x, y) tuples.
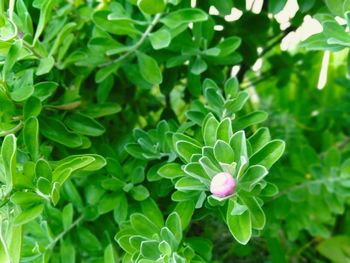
(1, 0), (350, 262)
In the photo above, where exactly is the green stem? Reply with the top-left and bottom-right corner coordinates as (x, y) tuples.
(99, 13), (162, 67)
(8, 0), (15, 21)
(45, 215), (84, 251)
(268, 176), (348, 202)
(0, 121), (23, 137)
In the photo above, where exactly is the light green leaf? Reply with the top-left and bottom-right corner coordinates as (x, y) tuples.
(239, 165), (268, 191)
(141, 198), (164, 229)
(150, 29), (171, 49)
(158, 163), (186, 179)
(1, 134), (17, 191)
(23, 117), (39, 161)
(137, 0), (165, 14)
(161, 8), (208, 28)
(240, 196), (266, 230)
(250, 140), (285, 169)
(65, 113), (105, 137)
(36, 56), (55, 76)
(131, 213), (161, 238)
(175, 177), (207, 191)
(232, 111), (268, 130)
(202, 114), (219, 147)
(226, 199), (252, 245)
(175, 141), (201, 163)
(14, 204), (44, 225)
(137, 51), (162, 85)
(214, 140), (235, 164)
(39, 116), (83, 148)
(173, 201), (195, 230)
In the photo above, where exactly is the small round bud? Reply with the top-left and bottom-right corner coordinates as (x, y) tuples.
(210, 172), (236, 197)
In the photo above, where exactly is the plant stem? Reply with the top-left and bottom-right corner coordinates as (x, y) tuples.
(268, 176), (348, 202)
(45, 215), (84, 251)
(99, 13), (162, 68)
(0, 121), (23, 137)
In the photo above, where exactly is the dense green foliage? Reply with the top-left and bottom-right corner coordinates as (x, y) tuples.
(1, 0), (350, 262)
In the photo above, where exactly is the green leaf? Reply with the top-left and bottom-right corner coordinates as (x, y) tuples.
(202, 114), (219, 147)
(113, 193), (128, 224)
(137, 51), (162, 85)
(248, 127), (271, 154)
(39, 116), (83, 148)
(60, 242), (76, 263)
(325, 0), (346, 16)
(98, 193), (121, 214)
(230, 199), (248, 216)
(141, 198), (164, 229)
(160, 227), (178, 251)
(149, 29), (171, 49)
(36, 56), (55, 76)
(23, 117), (39, 161)
(62, 203), (74, 230)
(225, 77), (239, 98)
(37, 177), (51, 195)
(240, 196), (266, 230)
(14, 204), (44, 225)
(65, 113), (105, 136)
(250, 140), (285, 169)
(230, 131), (248, 168)
(83, 103), (121, 118)
(175, 141), (201, 163)
(214, 140), (235, 164)
(191, 57), (207, 75)
(226, 199), (252, 245)
(161, 8), (208, 28)
(33, 0), (54, 44)
(140, 240), (160, 260)
(104, 244), (118, 263)
(130, 185), (150, 201)
(268, 0), (288, 14)
(232, 111), (268, 130)
(2, 40), (22, 81)
(10, 69), (34, 102)
(317, 236), (350, 263)
(23, 96), (42, 120)
(78, 227), (102, 252)
(33, 81), (58, 101)
(0, 15), (17, 41)
(175, 177), (207, 191)
(130, 213), (161, 238)
(166, 212), (182, 241)
(239, 165), (268, 191)
(35, 159), (52, 181)
(224, 91), (249, 115)
(216, 37), (241, 57)
(158, 163), (186, 179)
(93, 11), (139, 36)
(216, 118), (233, 143)
(173, 201), (195, 230)
(1, 134), (17, 191)
(51, 182), (60, 205)
(137, 0), (165, 14)
(10, 192), (45, 206)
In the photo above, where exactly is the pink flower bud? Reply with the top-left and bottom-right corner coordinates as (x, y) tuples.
(210, 172), (236, 197)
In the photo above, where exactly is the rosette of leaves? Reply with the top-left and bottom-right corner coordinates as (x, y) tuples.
(115, 198), (211, 263)
(156, 78), (285, 244)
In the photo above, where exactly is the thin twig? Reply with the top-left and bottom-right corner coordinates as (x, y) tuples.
(268, 176), (347, 202)
(45, 214), (84, 251)
(98, 13), (162, 68)
(0, 121), (23, 137)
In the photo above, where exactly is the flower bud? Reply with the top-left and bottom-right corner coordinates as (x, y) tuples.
(210, 172), (236, 197)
